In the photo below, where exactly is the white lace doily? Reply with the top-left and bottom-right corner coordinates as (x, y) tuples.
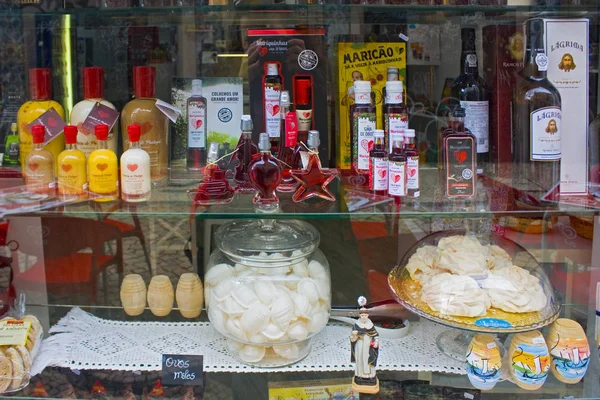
(33, 307), (465, 375)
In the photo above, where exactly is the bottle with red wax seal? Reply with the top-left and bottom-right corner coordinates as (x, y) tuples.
(232, 115), (259, 193)
(57, 125), (87, 201)
(369, 129), (388, 196)
(295, 77), (313, 134)
(249, 132), (282, 213)
(403, 129), (420, 198)
(388, 131), (406, 206)
(24, 125), (56, 199)
(121, 124), (151, 203)
(188, 142), (234, 205)
(88, 124), (119, 202)
(277, 90), (300, 192)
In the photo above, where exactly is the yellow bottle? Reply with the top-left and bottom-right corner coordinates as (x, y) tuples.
(88, 124), (118, 202)
(18, 68), (65, 174)
(24, 125), (55, 199)
(57, 125), (88, 202)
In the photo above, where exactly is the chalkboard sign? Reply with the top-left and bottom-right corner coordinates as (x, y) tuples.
(161, 354), (203, 386)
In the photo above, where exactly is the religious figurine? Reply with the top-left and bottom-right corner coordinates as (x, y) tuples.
(350, 296), (380, 394)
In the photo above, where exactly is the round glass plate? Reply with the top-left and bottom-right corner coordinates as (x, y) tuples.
(388, 229), (561, 333)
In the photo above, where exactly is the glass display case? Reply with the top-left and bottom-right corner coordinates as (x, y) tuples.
(0, 0), (598, 398)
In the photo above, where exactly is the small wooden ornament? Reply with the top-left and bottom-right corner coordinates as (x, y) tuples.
(176, 273), (204, 319)
(120, 274), (147, 316)
(466, 334), (501, 390)
(546, 318), (590, 384)
(147, 275), (174, 317)
(508, 330), (550, 390)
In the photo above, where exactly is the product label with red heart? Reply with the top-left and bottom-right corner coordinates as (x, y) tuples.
(407, 156), (419, 192)
(388, 160), (406, 196)
(296, 108), (312, 132)
(284, 112), (298, 147)
(369, 157), (388, 191)
(264, 83), (282, 138)
(445, 136), (475, 197)
(187, 99), (207, 149)
(353, 113), (376, 171)
(385, 113), (409, 153)
(27, 108), (66, 145)
(80, 103), (120, 138)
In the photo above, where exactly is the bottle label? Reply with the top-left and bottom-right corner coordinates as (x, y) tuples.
(530, 107), (561, 161)
(388, 160), (406, 196)
(369, 157), (388, 191)
(460, 100), (489, 153)
(353, 113), (376, 171)
(296, 109), (312, 132)
(58, 160), (87, 196)
(535, 53), (549, 72)
(385, 113), (409, 152)
(285, 112), (298, 147)
(445, 136), (475, 197)
(407, 155), (419, 191)
(121, 156), (151, 196)
(387, 91), (402, 104)
(89, 160), (118, 195)
(187, 100), (207, 149)
(466, 54), (477, 68)
(264, 84), (282, 138)
(7, 142), (19, 160)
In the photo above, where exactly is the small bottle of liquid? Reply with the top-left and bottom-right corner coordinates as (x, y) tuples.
(277, 90), (299, 192)
(388, 131), (406, 206)
(57, 125), (87, 201)
(383, 80), (409, 153)
(24, 125), (55, 198)
(88, 124), (119, 202)
(403, 129), (420, 198)
(233, 115), (259, 193)
(121, 124), (151, 202)
(295, 77), (313, 134)
(264, 63), (283, 152)
(441, 107), (476, 198)
(186, 79), (207, 171)
(3, 123), (20, 166)
(350, 80), (376, 184)
(249, 132), (282, 213)
(369, 129), (388, 196)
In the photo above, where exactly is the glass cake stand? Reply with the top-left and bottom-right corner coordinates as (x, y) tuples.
(388, 229), (561, 360)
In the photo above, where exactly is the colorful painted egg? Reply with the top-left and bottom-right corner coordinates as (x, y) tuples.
(546, 318), (590, 384)
(466, 334), (501, 390)
(509, 331), (550, 390)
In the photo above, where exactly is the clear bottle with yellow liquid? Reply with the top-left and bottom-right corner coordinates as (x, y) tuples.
(24, 125), (56, 199)
(57, 125), (88, 202)
(18, 68), (65, 174)
(88, 124), (118, 202)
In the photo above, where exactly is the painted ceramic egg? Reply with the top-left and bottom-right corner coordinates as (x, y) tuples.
(466, 334), (501, 390)
(509, 331), (550, 390)
(546, 318), (590, 384)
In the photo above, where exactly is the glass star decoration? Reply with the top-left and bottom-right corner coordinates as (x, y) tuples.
(290, 154), (339, 202)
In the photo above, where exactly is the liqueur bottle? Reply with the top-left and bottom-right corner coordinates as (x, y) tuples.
(88, 124), (119, 202)
(264, 63), (283, 152)
(121, 124), (151, 202)
(388, 131), (406, 206)
(249, 132), (282, 212)
(369, 129), (388, 196)
(57, 125), (87, 201)
(3, 123), (19, 166)
(186, 79), (207, 170)
(441, 107), (477, 198)
(295, 78), (313, 134)
(24, 125), (55, 198)
(403, 129), (420, 198)
(512, 18), (562, 195)
(350, 80), (376, 184)
(450, 28), (488, 175)
(277, 91), (300, 192)
(382, 80), (408, 153)
(232, 115), (259, 193)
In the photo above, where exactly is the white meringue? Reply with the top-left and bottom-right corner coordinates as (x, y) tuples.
(421, 273), (489, 317)
(205, 263), (234, 286)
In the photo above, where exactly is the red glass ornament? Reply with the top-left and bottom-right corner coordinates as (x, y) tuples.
(188, 164), (234, 205)
(290, 154), (339, 202)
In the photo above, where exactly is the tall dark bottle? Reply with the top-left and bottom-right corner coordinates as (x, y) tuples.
(512, 18), (562, 195)
(450, 28), (488, 175)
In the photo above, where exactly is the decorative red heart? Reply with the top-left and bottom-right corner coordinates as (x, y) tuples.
(127, 164), (138, 172)
(368, 141), (374, 152)
(265, 103), (274, 117)
(61, 164), (72, 172)
(377, 169), (387, 179)
(48, 117), (57, 127)
(453, 150), (467, 164)
(97, 163), (108, 171)
(98, 110), (109, 119)
(303, 112), (310, 118)
(272, 105), (280, 116)
(140, 122), (153, 135)
(29, 163), (38, 171)
(360, 139), (370, 152)
(392, 174), (401, 183)
(195, 119), (203, 129)
(409, 169), (416, 177)
(259, 47), (268, 57)
(77, 122), (91, 136)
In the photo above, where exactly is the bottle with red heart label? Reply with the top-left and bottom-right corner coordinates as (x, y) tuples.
(350, 80), (376, 186)
(388, 131), (406, 206)
(403, 129), (420, 198)
(57, 125), (87, 202)
(24, 125), (56, 199)
(186, 79), (207, 171)
(121, 124), (151, 203)
(441, 107), (476, 198)
(264, 63), (283, 153)
(369, 129), (388, 196)
(88, 124), (119, 202)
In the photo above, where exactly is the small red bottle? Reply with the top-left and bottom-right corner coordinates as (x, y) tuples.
(441, 107), (477, 198)
(277, 90), (299, 192)
(232, 115), (259, 193)
(369, 129), (388, 196)
(388, 131), (406, 206)
(249, 132), (282, 213)
(403, 129), (420, 198)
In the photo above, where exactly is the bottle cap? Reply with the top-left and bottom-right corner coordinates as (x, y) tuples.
(386, 80), (403, 92)
(453, 107), (466, 118)
(295, 78), (312, 106)
(280, 90), (291, 106)
(374, 129), (384, 138)
(133, 66), (156, 98)
(207, 142), (219, 162)
(354, 80), (371, 93)
(525, 18), (545, 51)
(387, 67), (399, 80)
(461, 27), (476, 42)
(307, 130), (320, 148)
(29, 68), (52, 100)
(83, 67), (104, 99)
(241, 115), (253, 131)
(127, 124), (141, 142)
(266, 63), (279, 76)
(258, 132), (270, 151)
(95, 124), (109, 140)
(390, 131), (404, 143)
(404, 129), (415, 138)
(64, 125), (78, 144)
(31, 125), (45, 144)
(10, 123), (17, 132)
(192, 79), (202, 96)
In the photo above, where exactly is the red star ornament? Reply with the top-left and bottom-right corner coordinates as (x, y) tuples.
(290, 154), (339, 202)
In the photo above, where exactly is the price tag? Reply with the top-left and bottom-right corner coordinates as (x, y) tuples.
(487, 342), (497, 349)
(161, 354), (203, 386)
(27, 108), (66, 145)
(0, 320), (31, 346)
(155, 100), (182, 123)
(532, 336), (545, 345)
(80, 103), (120, 135)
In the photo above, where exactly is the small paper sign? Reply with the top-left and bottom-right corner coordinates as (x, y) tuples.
(27, 108), (66, 145)
(155, 100), (182, 123)
(80, 103), (120, 136)
(0, 320), (31, 346)
(161, 354), (203, 386)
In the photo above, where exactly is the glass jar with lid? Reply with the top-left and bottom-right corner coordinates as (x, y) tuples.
(205, 219), (331, 367)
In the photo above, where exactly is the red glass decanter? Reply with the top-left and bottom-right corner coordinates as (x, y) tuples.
(249, 132), (282, 212)
(188, 143), (234, 205)
(232, 115), (259, 193)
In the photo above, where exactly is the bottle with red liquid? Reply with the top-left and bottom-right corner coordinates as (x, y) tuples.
(249, 132), (282, 213)
(383, 81), (409, 153)
(350, 81), (376, 185)
(188, 142), (235, 206)
(277, 91), (299, 192)
(369, 129), (388, 196)
(403, 129), (420, 198)
(186, 79), (207, 171)
(232, 115), (259, 193)
(388, 131), (406, 206)
(264, 63), (282, 153)
(441, 107), (477, 198)
(295, 78), (313, 134)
